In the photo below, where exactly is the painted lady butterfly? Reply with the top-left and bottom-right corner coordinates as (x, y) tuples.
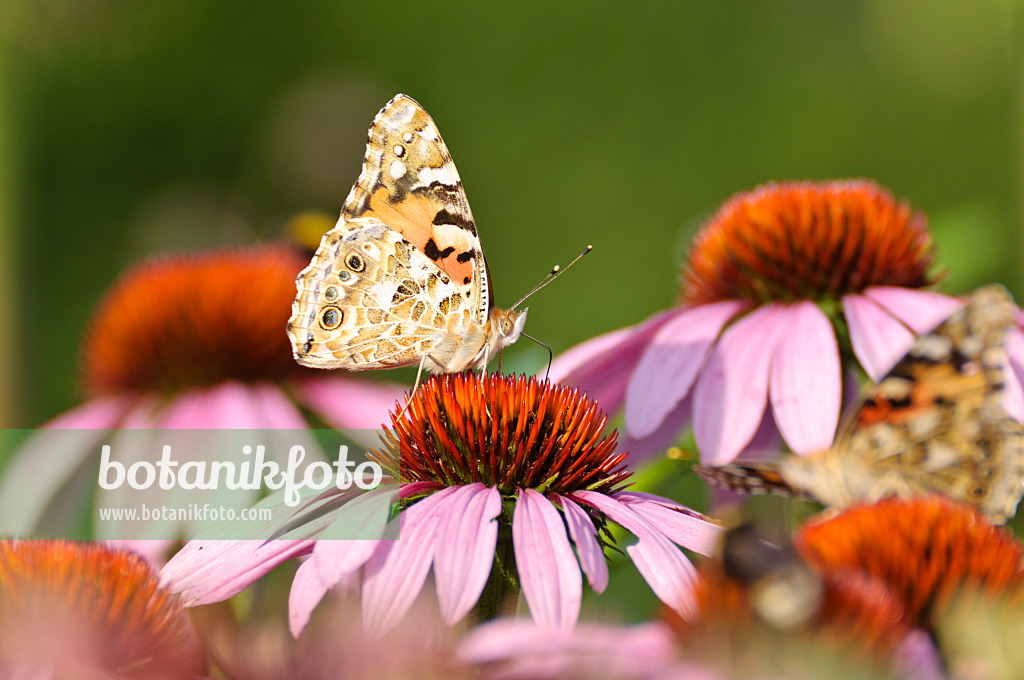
(288, 94), (527, 376)
(695, 286), (1024, 524)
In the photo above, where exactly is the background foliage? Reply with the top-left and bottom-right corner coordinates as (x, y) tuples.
(1, 0), (1021, 431)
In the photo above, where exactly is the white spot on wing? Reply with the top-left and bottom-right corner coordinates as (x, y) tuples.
(393, 144), (405, 157)
(420, 125), (439, 141)
(418, 163), (459, 186)
(389, 160), (407, 179)
(402, 132), (414, 143)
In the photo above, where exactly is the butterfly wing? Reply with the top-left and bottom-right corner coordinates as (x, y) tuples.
(288, 218), (478, 369)
(342, 94), (491, 323)
(826, 285), (1024, 522)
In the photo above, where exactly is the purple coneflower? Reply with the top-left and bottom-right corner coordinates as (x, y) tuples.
(551, 180), (971, 464)
(0, 245), (403, 557)
(162, 373), (723, 637)
(0, 540), (206, 678)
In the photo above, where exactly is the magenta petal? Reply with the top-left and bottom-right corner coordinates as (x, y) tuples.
(160, 539), (313, 605)
(842, 293), (916, 381)
(43, 394), (133, 430)
(313, 486), (396, 585)
(548, 309), (678, 410)
(249, 382), (313, 429)
(626, 301), (747, 438)
(769, 302), (841, 455)
(435, 484), (502, 625)
(1003, 328), (1024, 423)
(560, 496), (608, 593)
(512, 489), (582, 631)
(862, 286), (963, 334)
(314, 540), (381, 587)
(289, 557), (330, 638)
(613, 492), (723, 556)
(619, 396), (691, 464)
(293, 376), (406, 430)
(574, 491), (699, 619)
(362, 487), (457, 638)
(692, 304), (783, 465)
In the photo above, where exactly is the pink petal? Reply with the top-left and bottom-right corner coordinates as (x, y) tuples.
(626, 301), (747, 438)
(103, 539), (175, 567)
(457, 619), (677, 679)
(361, 487), (457, 638)
(1004, 328), (1024, 423)
(547, 309), (677, 410)
(613, 492), (723, 556)
(560, 496), (608, 593)
(842, 293), (916, 381)
(769, 302), (841, 455)
(692, 304), (784, 465)
(249, 382), (313, 429)
(575, 490), (699, 619)
(293, 376), (407, 430)
(42, 395), (133, 430)
(862, 286), (963, 334)
(0, 397), (131, 534)
(312, 487), (397, 585)
(435, 484), (502, 625)
(289, 557), (330, 637)
(160, 539), (313, 605)
(512, 489), (582, 631)
(618, 396), (691, 464)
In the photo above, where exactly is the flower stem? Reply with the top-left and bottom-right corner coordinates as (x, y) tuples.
(471, 517), (519, 623)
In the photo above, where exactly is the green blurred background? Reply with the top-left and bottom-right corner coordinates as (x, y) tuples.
(1, 0), (1022, 428)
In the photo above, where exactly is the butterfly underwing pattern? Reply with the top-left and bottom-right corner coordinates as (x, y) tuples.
(287, 94), (527, 375)
(695, 286), (1024, 524)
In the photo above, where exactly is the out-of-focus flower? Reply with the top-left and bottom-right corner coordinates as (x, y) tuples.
(794, 495), (1024, 629)
(0, 540), (206, 679)
(193, 594), (470, 680)
(551, 180), (969, 464)
(162, 373), (724, 637)
(0, 245), (404, 557)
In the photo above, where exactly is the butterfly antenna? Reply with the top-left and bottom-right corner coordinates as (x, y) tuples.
(521, 333), (553, 380)
(510, 245), (593, 311)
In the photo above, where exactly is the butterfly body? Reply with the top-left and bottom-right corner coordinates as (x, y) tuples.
(288, 94), (527, 373)
(695, 286), (1024, 524)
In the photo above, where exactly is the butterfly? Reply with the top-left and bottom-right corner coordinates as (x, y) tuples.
(695, 286), (1024, 524)
(287, 94), (527, 377)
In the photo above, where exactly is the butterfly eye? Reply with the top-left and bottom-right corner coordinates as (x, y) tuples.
(346, 254), (365, 272)
(499, 318), (514, 335)
(320, 307), (343, 330)
(324, 287), (339, 301)
(338, 271), (352, 282)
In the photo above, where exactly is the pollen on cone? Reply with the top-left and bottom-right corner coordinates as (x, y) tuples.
(81, 245), (311, 395)
(683, 180), (937, 305)
(0, 540), (206, 678)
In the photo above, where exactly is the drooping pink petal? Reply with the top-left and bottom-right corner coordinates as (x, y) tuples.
(862, 286), (963, 334)
(769, 301), (841, 455)
(160, 539), (313, 605)
(0, 396), (132, 535)
(574, 490), (699, 619)
(289, 557), (330, 637)
(692, 304), (784, 465)
(547, 309), (678, 410)
(613, 492), (723, 556)
(842, 293), (915, 381)
(1003, 328), (1024, 423)
(312, 486), (396, 586)
(512, 489), (582, 631)
(626, 301), (748, 438)
(293, 376), (407, 430)
(560, 496), (608, 593)
(435, 484), (502, 625)
(361, 487), (457, 638)
(456, 619), (678, 680)
(619, 396), (691, 463)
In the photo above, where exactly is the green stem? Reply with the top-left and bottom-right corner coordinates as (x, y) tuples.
(470, 517), (520, 624)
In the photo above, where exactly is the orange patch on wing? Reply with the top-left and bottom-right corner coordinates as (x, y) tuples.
(365, 189), (476, 290)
